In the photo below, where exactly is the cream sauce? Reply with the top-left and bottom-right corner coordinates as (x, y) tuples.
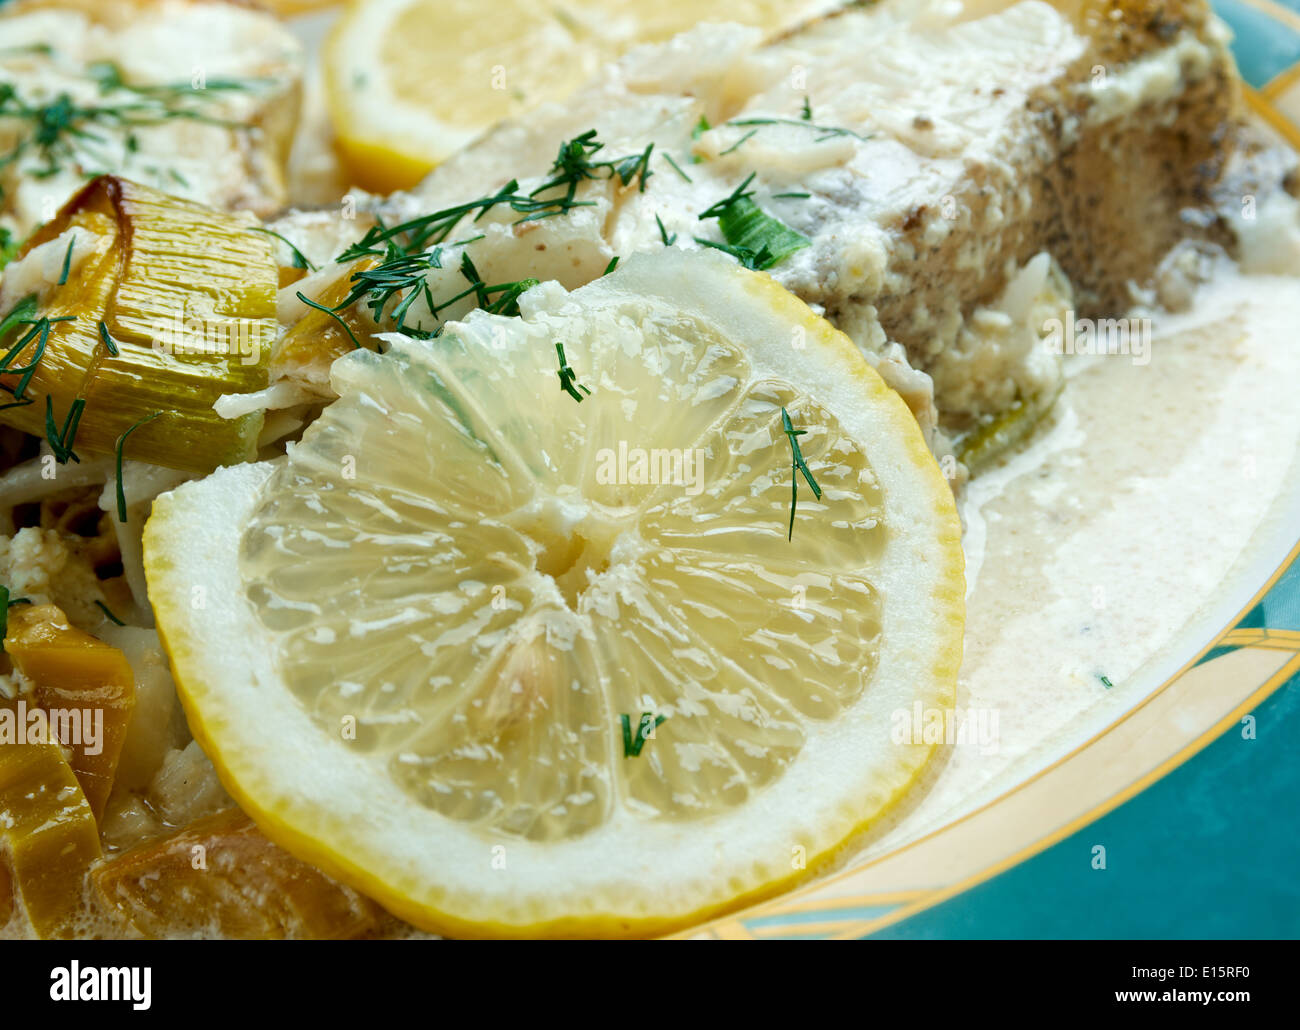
(865, 266), (1300, 850)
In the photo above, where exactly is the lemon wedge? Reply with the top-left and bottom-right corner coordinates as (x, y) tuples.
(144, 250), (963, 938)
(324, 0), (838, 193)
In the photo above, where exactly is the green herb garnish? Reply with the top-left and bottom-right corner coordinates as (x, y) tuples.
(718, 128), (758, 156)
(95, 600), (126, 626)
(555, 342), (590, 403)
(726, 115), (869, 144)
(0, 300), (77, 400)
(655, 213), (677, 247)
(329, 132), (657, 335)
(44, 394), (86, 465)
(97, 320), (119, 357)
(296, 291), (363, 349)
(251, 226), (317, 271)
(661, 151), (692, 183)
(621, 712), (667, 757)
(56, 234), (75, 285)
(0, 585), (33, 647)
(0, 65), (264, 190)
(696, 175), (810, 271)
(690, 115), (711, 164)
(113, 411), (162, 520)
(780, 407), (821, 541)
(602, 256), (619, 276)
(0, 227), (20, 269)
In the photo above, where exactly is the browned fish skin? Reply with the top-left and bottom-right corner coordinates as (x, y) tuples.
(869, 0), (1247, 367)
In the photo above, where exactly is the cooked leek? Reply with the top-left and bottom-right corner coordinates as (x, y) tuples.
(0, 176), (277, 473)
(0, 722), (102, 938)
(955, 380), (1064, 473)
(92, 808), (381, 939)
(274, 257), (380, 384)
(4, 603), (135, 821)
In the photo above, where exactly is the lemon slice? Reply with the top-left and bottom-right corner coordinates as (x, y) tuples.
(323, 0), (836, 193)
(145, 250), (963, 937)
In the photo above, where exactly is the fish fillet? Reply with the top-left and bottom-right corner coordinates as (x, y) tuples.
(305, 0), (1294, 464)
(0, 0), (303, 238)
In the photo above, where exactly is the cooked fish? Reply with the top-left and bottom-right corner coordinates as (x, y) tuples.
(0, 0), (303, 239)
(290, 0), (1292, 466)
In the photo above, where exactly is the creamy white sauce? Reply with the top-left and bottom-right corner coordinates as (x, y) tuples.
(864, 265), (1300, 850)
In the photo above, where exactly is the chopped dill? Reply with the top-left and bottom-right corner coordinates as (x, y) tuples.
(95, 599), (126, 626)
(719, 128), (758, 156)
(57, 234), (75, 285)
(44, 394), (86, 465)
(697, 175), (810, 271)
(655, 213), (677, 247)
(661, 151), (692, 183)
(621, 712), (667, 757)
(251, 227), (316, 271)
(296, 291), (363, 350)
(0, 63), (265, 190)
(97, 320), (119, 357)
(726, 115), (870, 144)
(555, 342), (590, 403)
(113, 411), (162, 521)
(780, 407), (822, 541)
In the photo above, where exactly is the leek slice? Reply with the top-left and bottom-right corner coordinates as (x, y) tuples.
(0, 176), (277, 473)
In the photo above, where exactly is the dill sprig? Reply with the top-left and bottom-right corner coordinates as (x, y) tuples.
(696, 174), (810, 271)
(530, 131), (654, 204)
(726, 114), (869, 144)
(57, 234), (75, 285)
(555, 342), (590, 403)
(97, 320), (119, 356)
(44, 394), (86, 465)
(0, 585), (33, 646)
(337, 130), (650, 265)
(656, 213), (677, 247)
(621, 712), (667, 758)
(661, 151), (692, 183)
(780, 407), (822, 541)
(0, 62), (264, 189)
(327, 131), (651, 336)
(296, 291), (363, 350)
(113, 411), (162, 520)
(95, 599), (126, 626)
(719, 128), (758, 156)
(699, 173), (758, 220)
(250, 226), (316, 271)
(0, 298), (77, 400)
(340, 241), (443, 330)
(455, 252), (538, 318)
